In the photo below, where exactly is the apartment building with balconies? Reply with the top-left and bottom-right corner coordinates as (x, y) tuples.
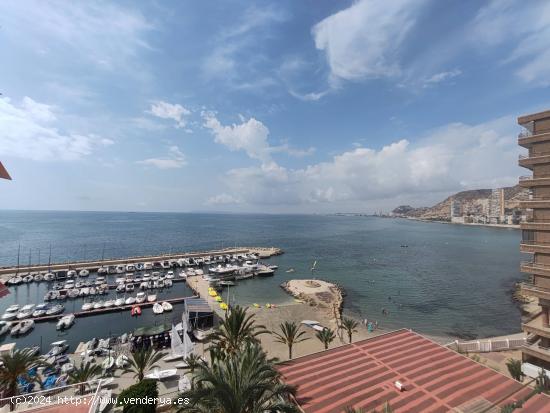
(518, 109), (550, 370)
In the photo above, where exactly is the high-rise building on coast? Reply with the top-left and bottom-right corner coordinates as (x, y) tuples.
(518, 109), (550, 371)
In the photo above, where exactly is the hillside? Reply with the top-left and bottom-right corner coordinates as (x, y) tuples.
(392, 185), (528, 221)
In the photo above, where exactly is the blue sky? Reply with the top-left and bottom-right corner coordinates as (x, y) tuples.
(0, 0), (549, 213)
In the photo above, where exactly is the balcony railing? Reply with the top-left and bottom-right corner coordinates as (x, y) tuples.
(521, 261), (550, 270)
(519, 130), (533, 139)
(521, 282), (550, 299)
(519, 175), (533, 181)
(519, 150), (550, 160)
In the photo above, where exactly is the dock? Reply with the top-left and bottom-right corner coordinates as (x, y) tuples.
(0, 246), (283, 278)
(29, 295), (197, 323)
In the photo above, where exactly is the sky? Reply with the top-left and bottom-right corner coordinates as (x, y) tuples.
(0, 0), (549, 214)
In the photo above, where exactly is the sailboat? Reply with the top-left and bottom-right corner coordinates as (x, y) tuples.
(310, 260), (317, 272)
(164, 320), (194, 362)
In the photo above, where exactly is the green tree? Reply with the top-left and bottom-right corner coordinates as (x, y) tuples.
(505, 358), (523, 382)
(117, 379), (158, 413)
(0, 348), (45, 410)
(209, 305), (268, 355)
(68, 360), (103, 395)
(125, 347), (163, 382)
(272, 321), (309, 360)
(177, 343), (298, 413)
(340, 318), (359, 344)
(316, 328), (336, 350)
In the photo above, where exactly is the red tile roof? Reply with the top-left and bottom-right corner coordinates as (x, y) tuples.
(278, 329), (550, 413)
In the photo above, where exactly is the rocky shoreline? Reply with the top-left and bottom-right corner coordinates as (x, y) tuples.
(280, 279), (345, 323)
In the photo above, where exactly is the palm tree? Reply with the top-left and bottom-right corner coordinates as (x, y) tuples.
(272, 321), (309, 360)
(344, 407), (365, 413)
(0, 349), (44, 410)
(316, 328), (336, 350)
(182, 353), (204, 375)
(209, 305), (268, 355)
(340, 318), (358, 344)
(69, 361), (103, 394)
(126, 347), (164, 382)
(505, 358), (523, 382)
(177, 343), (299, 413)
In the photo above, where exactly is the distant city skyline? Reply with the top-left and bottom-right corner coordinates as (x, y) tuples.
(1, 0), (549, 213)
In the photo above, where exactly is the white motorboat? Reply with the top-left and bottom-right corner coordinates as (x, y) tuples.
(67, 270), (77, 278)
(80, 287), (90, 296)
(125, 297), (136, 305)
(126, 264), (135, 272)
(44, 290), (59, 301)
(104, 300), (115, 308)
(135, 292), (146, 303)
(47, 340), (69, 356)
(116, 284), (125, 293)
(147, 294), (156, 302)
(186, 269), (196, 276)
(11, 319), (34, 336)
(2, 309), (18, 321)
(179, 270), (187, 279)
(56, 314), (75, 330)
(46, 304), (64, 315)
(7, 276), (22, 285)
(115, 265), (125, 274)
(67, 289), (80, 298)
(256, 266), (275, 277)
(140, 282), (148, 290)
(142, 272), (151, 280)
(34, 273), (44, 282)
(79, 269), (90, 277)
(16, 304), (35, 319)
(81, 302), (94, 311)
(64, 280), (75, 289)
(164, 279), (173, 287)
(22, 274), (34, 283)
(97, 266), (108, 274)
(114, 298), (125, 306)
(32, 303), (49, 317)
(157, 279), (165, 288)
(166, 271), (174, 279)
(125, 284), (134, 292)
(102, 356), (115, 370)
(195, 269), (204, 276)
(95, 276), (106, 286)
(93, 301), (104, 310)
(115, 354), (129, 368)
(161, 302), (173, 312)
(61, 363), (74, 374)
(152, 303), (164, 314)
(144, 262), (153, 270)
(144, 368), (177, 380)
(0, 321), (10, 335)
(44, 272), (55, 281)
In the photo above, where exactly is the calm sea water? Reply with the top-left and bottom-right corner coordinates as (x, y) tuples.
(0, 211), (525, 350)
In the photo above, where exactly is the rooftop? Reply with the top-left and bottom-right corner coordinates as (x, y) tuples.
(278, 329), (550, 413)
(518, 109), (550, 125)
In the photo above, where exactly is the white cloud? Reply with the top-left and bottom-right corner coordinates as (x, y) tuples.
(209, 116), (520, 208)
(471, 0), (550, 86)
(137, 145), (186, 169)
(421, 69), (462, 87)
(148, 101), (191, 129)
(312, 0), (426, 83)
(0, 1), (153, 70)
(288, 89), (330, 102)
(202, 112), (272, 163)
(0, 96), (112, 161)
(206, 193), (242, 205)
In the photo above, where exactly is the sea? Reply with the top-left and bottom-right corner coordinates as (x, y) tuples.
(0, 210), (525, 351)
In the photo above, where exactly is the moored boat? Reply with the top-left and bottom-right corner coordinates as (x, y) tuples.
(152, 303), (164, 314)
(56, 314), (75, 330)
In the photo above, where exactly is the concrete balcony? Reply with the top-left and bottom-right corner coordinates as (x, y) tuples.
(521, 282), (550, 300)
(518, 131), (550, 148)
(518, 176), (550, 188)
(519, 152), (550, 170)
(522, 313), (550, 337)
(519, 199), (550, 209)
(520, 261), (550, 276)
(520, 221), (550, 230)
(520, 240), (550, 253)
(522, 340), (550, 364)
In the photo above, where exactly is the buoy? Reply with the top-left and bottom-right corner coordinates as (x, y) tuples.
(253, 303), (260, 308)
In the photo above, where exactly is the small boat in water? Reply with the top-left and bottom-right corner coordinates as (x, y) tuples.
(131, 305), (141, 316)
(161, 302), (172, 312)
(34, 273), (44, 282)
(16, 304), (35, 319)
(116, 284), (125, 293)
(46, 304), (64, 315)
(125, 284), (134, 292)
(22, 274), (34, 283)
(93, 301), (104, 310)
(147, 294), (156, 302)
(67, 270), (77, 278)
(32, 303), (49, 317)
(67, 289), (80, 298)
(97, 266), (108, 274)
(45, 340), (68, 357)
(104, 300), (115, 308)
(165, 279), (173, 287)
(0, 321), (10, 336)
(136, 292), (146, 304)
(115, 298), (125, 306)
(125, 297), (136, 305)
(44, 272), (55, 281)
(44, 290), (59, 301)
(79, 269), (89, 277)
(56, 314), (75, 330)
(166, 271), (174, 279)
(153, 303), (164, 314)
(11, 319), (34, 336)
(81, 302), (93, 311)
(102, 356), (115, 370)
(8, 276), (22, 285)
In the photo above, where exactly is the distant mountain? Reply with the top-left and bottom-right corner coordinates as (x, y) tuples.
(392, 185), (529, 220)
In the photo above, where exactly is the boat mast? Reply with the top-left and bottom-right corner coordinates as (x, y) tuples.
(16, 243), (20, 275)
